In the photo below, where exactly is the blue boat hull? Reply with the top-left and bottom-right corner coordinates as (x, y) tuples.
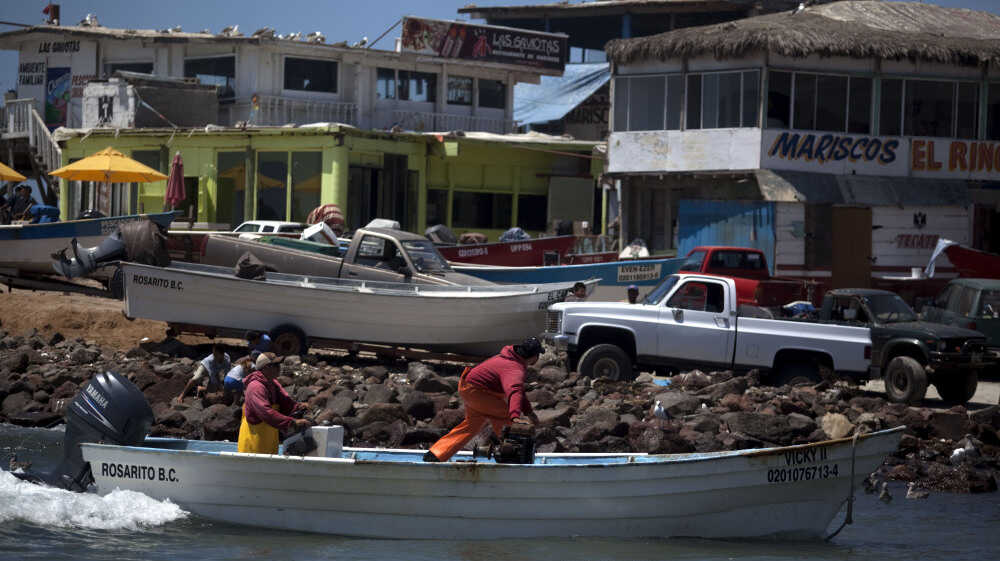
(453, 257), (686, 300)
(0, 211), (177, 276)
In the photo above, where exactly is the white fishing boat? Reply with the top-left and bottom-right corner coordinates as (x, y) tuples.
(81, 427), (902, 539)
(120, 261), (596, 356)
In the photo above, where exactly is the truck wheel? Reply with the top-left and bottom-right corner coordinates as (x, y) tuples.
(578, 344), (635, 382)
(884, 356), (928, 404)
(270, 324), (308, 356)
(774, 361), (821, 386)
(934, 369), (978, 405)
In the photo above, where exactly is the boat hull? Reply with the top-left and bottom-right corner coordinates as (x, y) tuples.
(122, 262), (586, 356)
(0, 212), (176, 277)
(437, 235), (577, 266)
(82, 428), (903, 540)
(944, 244), (1000, 279)
(454, 256), (687, 301)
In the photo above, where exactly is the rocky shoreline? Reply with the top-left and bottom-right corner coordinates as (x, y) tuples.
(1, 328), (997, 495)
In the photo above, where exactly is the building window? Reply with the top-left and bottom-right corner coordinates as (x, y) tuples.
(399, 71), (437, 102)
(848, 77), (872, 134)
(447, 76), (473, 106)
(377, 68), (396, 100)
(216, 152), (246, 227)
(628, 76), (665, 131)
(452, 191), (512, 229)
(903, 79), (978, 139)
(517, 194), (548, 231)
(426, 189), (448, 226)
(257, 152), (287, 221)
(880, 78), (903, 136)
(613, 77), (629, 132)
(106, 61), (153, 75)
(290, 152), (322, 222)
(283, 57), (337, 93)
(766, 70), (792, 128)
(793, 73), (816, 130)
(667, 74), (684, 130)
(184, 56), (235, 100)
(815, 75), (847, 132)
(988, 83), (1000, 140)
(688, 70), (759, 129)
(479, 79), (506, 109)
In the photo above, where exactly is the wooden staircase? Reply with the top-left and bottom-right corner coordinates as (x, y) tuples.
(1, 98), (63, 206)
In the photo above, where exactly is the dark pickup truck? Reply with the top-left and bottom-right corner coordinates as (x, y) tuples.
(819, 289), (988, 404)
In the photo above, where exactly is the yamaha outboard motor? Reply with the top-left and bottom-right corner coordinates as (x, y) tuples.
(15, 371), (154, 491)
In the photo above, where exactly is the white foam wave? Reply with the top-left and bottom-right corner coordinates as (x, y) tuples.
(0, 470), (187, 530)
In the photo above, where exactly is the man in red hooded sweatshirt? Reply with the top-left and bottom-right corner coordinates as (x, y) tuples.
(237, 352), (311, 454)
(424, 337), (543, 462)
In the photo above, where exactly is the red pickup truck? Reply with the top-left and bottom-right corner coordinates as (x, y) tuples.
(678, 246), (817, 306)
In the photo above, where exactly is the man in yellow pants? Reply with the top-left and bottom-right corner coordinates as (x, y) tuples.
(237, 352), (310, 454)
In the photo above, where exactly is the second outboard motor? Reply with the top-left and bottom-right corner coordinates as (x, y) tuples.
(52, 231), (127, 278)
(52, 218), (170, 279)
(15, 371), (154, 492)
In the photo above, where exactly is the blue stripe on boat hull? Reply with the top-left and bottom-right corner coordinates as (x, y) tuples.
(453, 257), (686, 288)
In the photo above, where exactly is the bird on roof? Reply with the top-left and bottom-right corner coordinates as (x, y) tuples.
(253, 27), (275, 38)
(286, 32), (302, 41)
(306, 31), (326, 43)
(352, 36), (368, 48)
(220, 25), (239, 37)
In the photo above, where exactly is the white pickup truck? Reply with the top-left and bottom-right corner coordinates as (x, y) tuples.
(544, 274), (872, 383)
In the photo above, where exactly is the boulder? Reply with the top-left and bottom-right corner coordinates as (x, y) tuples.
(128, 366), (160, 391)
(401, 426), (447, 446)
(69, 347), (100, 365)
(2, 391), (32, 417)
(325, 394), (355, 418)
(721, 412), (794, 444)
(430, 407), (465, 430)
(928, 410), (969, 441)
(525, 388), (557, 409)
(201, 404), (241, 440)
(363, 384), (398, 405)
(406, 362), (436, 382)
(627, 422), (694, 454)
(362, 365), (389, 383)
(537, 366), (566, 385)
(697, 376), (748, 401)
(820, 413), (855, 439)
(358, 403), (409, 426)
(653, 391), (702, 417)
(2, 352), (29, 374)
(535, 405), (575, 428)
(413, 374), (456, 394)
(401, 391), (436, 420)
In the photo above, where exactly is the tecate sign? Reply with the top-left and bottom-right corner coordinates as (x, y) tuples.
(401, 17), (567, 72)
(761, 129), (1000, 180)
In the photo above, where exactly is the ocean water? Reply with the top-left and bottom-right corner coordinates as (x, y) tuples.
(1, 424), (997, 561)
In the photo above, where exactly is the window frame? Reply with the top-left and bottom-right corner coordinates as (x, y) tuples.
(446, 75), (474, 106)
(282, 56), (339, 95)
(183, 54), (237, 101)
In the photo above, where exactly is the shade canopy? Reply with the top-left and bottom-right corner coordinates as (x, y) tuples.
(49, 146), (168, 183)
(0, 161), (26, 182)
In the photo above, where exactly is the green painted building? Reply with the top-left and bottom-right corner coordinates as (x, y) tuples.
(55, 125), (603, 239)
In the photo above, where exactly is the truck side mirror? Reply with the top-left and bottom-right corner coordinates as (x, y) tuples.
(672, 308), (684, 322)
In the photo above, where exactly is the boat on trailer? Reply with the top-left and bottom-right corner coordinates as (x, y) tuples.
(0, 211), (176, 277)
(120, 261), (597, 357)
(81, 427), (902, 539)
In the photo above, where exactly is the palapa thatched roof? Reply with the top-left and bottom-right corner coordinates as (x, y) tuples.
(606, 1), (1000, 67)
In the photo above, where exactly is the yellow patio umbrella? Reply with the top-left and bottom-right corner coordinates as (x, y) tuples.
(48, 146), (168, 183)
(0, 161), (26, 182)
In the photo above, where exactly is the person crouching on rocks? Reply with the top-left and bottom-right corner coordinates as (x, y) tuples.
(175, 343), (231, 403)
(424, 337), (542, 462)
(222, 350), (260, 404)
(237, 352), (311, 454)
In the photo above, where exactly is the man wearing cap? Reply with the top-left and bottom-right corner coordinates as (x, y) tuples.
(9, 185), (35, 221)
(625, 285), (640, 304)
(424, 337), (543, 462)
(237, 352), (311, 454)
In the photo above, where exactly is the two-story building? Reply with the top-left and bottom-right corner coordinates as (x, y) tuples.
(605, 1), (1000, 288)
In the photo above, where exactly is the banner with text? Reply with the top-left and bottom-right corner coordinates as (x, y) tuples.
(401, 17), (567, 72)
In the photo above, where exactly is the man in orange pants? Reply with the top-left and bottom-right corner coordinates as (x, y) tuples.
(424, 337), (543, 462)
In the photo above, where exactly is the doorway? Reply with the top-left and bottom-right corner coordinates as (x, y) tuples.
(347, 154), (411, 231)
(831, 206), (872, 288)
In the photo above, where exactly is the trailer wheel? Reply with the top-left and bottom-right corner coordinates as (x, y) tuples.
(270, 324), (308, 356)
(884, 356), (928, 404)
(578, 344), (635, 382)
(934, 369), (978, 405)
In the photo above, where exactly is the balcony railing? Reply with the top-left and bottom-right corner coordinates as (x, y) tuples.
(391, 110), (515, 134)
(221, 95), (359, 127)
(1, 98), (34, 139)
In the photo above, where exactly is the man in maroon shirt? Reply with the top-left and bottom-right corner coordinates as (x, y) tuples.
(425, 337), (543, 462)
(237, 352), (311, 454)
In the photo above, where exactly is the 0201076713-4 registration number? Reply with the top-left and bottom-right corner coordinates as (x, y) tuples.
(767, 463), (840, 483)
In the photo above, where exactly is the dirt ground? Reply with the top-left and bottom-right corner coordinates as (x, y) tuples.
(0, 287), (211, 350)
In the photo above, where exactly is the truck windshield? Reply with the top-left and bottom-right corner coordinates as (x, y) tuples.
(863, 294), (918, 323)
(401, 240), (451, 272)
(643, 275), (680, 305)
(679, 251), (706, 272)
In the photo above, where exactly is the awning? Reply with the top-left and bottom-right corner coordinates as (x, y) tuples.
(514, 62), (610, 125)
(756, 170), (972, 206)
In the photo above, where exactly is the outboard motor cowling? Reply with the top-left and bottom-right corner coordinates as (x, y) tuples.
(16, 371), (153, 491)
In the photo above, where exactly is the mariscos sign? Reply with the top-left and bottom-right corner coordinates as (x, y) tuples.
(400, 17), (567, 72)
(761, 130), (1000, 180)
